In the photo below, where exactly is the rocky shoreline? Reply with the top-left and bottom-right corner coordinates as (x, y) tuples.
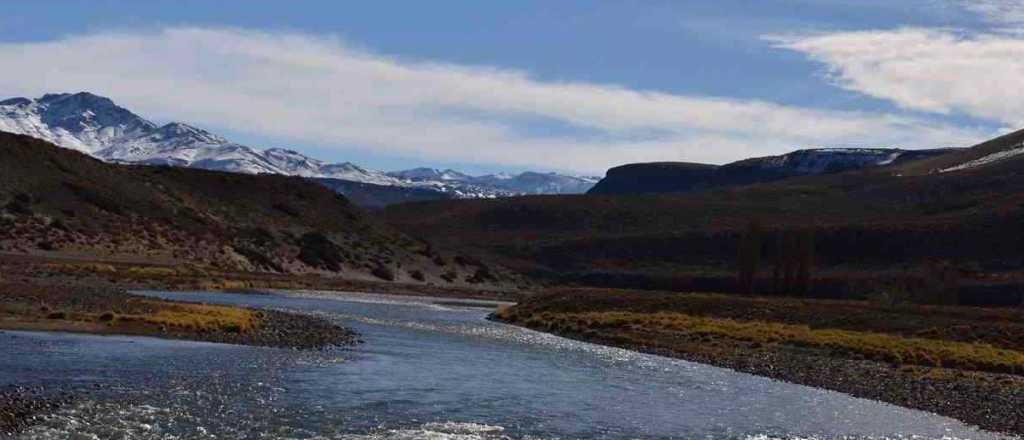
(0, 283), (359, 350)
(152, 307), (360, 349)
(0, 284), (360, 435)
(509, 324), (1024, 435)
(0, 386), (74, 437)
(491, 290), (1024, 436)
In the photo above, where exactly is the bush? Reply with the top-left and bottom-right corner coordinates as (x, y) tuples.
(62, 181), (124, 215)
(441, 270), (458, 283)
(467, 266), (496, 284)
(298, 231), (345, 272)
(232, 245), (283, 272)
(272, 202), (301, 218)
(372, 265), (396, 281)
(4, 197), (33, 216)
(408, 269), (426, 281)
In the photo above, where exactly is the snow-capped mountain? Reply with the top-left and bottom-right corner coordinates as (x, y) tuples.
(0, 92), (597, 199)
(386, 168), (599, 195)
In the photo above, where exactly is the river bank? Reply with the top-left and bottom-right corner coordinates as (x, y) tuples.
(0, 283), (358, 349)
(0, 253), (526, 302)
(493, 289), (1024, 435)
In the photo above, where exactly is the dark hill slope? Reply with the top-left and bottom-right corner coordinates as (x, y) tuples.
(386, 130), (1024, 299)
(896, 128), (1024, 176)
(0, 131), (436, 281)
(589, 148), (954, 195)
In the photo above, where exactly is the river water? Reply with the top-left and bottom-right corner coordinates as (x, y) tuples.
(0, 291), (1010, 439)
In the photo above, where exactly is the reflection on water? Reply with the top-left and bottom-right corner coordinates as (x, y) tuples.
(0, 290), (1010, 439)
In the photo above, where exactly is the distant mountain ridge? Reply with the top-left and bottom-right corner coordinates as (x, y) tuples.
(0, 92), (598, 201)
(588, 147), (957, 195)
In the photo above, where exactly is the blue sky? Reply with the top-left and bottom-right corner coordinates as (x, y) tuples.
(0, 1), (1020, 174)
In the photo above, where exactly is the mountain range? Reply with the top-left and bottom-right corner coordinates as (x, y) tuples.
(0, 92), (599, 204)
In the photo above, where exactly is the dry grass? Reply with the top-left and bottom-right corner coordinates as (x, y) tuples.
(500, 309), (1024, 375)
(117, 301), (259, 333)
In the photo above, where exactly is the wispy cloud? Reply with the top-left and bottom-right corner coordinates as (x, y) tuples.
(960, 0), (1024, 25)
(0, 28), (988, 172)
(770, 28), (1024, 129)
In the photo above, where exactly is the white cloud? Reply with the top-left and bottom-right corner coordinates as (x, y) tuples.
(960, 0), (1024, 25)
(770, 28), (1024, 129)
(0, 27), (988, 172)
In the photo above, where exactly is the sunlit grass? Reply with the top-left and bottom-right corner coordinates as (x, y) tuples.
(502, 309), (1024, 375)
(117, 301), (259, 333)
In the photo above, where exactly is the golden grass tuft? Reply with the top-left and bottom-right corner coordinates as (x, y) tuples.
(122, 301), (259, 333)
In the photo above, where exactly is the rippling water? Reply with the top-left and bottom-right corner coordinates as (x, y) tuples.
(0, 290), (1011, 439)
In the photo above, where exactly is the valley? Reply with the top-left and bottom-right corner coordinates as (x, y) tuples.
(5, 103), (1024, 437)
(7, 3), (1024, 438)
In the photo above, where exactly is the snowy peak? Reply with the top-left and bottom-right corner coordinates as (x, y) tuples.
(151, 122), (226, 143)
(387, 168), (598, 196)
(0, 92), (155, 154)
(0, 92), (598, 200)
(387, 168), (473, 182)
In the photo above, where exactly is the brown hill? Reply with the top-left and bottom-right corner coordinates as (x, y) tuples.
(0, 131), (494, 286)
(386, 128), (1024, 304)
(588, 148), (953, 195)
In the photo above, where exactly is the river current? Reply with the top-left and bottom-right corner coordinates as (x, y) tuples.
(0, 291), (1009, 439)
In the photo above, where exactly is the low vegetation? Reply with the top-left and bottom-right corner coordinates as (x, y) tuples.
(493, 289), (1024, 434)
(0, 281), (356, 348)
(500, 309), (1024, 374)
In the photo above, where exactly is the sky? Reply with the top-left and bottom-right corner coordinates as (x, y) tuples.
(0, 0), (1021, 175)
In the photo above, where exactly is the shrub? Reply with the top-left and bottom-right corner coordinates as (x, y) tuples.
(62, 181), (124, 215)
(372, 265), (396, 281)
(298, 231), (345, 272)
(408, 269), (426, 281)
(49, 219), (71, 232)
(467, 266), (496, 284)
(441, 270), (458, 283)
(4, 197), (33, 216)
(272, 202), (301, 218)
(232, 245), (283, 272)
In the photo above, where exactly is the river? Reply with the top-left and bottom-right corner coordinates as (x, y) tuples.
(0, 291), (1009, 439)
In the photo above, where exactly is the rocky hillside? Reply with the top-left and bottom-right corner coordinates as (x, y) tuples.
(0, 131), (508, 287)
(387, 128), (1024, 302)
(589, 148), (953, 195)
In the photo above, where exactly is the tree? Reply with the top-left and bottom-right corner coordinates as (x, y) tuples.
(737, 221), (763, 294)
(772, 228), (816, 296)
(795, 229), (815, 296)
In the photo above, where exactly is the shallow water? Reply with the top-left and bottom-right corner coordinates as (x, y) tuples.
(0, 290), (1010, 439)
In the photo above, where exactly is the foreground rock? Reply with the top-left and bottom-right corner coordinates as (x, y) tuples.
(0, 386), (73, 436)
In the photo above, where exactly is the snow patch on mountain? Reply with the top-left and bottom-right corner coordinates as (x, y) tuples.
(0, 92), (596, 198)
(738, 148), (910, 174)
(940, 141), (1024, 173)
